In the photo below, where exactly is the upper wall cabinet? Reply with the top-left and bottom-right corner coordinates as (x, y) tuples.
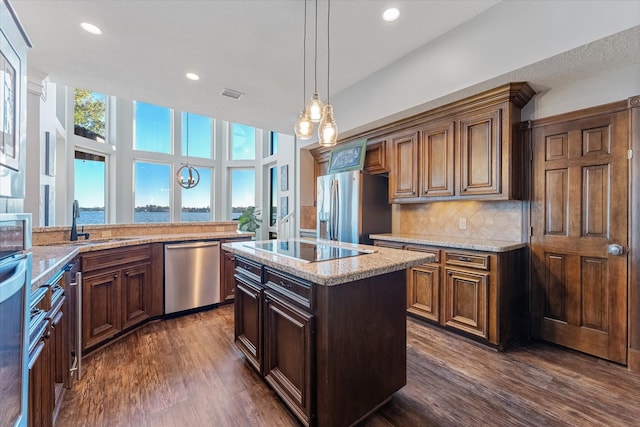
(385, 83), (533, 203)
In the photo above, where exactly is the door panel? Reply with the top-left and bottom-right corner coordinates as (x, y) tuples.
(531, 110), (628, 364)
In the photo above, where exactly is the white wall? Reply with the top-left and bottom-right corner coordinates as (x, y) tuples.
(332, 1), (640, 138)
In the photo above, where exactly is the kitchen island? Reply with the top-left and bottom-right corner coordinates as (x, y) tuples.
(222, 239), (435, 427)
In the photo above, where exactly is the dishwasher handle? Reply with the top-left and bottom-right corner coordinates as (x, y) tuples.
(165, 241), (221, 250)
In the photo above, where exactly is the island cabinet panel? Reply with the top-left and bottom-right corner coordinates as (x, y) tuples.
(220, 238), (253, 302)
(81, 244), (154, 352)
(263, 289), (315, 425)
(234, 273), (264, 374)
(234, 256), (408, 427)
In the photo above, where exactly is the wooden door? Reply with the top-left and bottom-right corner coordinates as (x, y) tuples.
(419, 121), (455, 198)
(389, 130), (419, 201)
(407, 264), (441, 323)
(121, 263), (151, 330)
(263, 290), (314, 426)
(531, 110), (628, 364)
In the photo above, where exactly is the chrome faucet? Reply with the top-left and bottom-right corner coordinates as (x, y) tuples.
(70, 200), (90, 241)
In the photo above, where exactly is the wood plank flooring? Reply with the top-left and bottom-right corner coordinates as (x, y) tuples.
(55, 304), (640, 427)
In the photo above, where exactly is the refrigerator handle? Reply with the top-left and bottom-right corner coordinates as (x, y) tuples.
(330, 179), (339, 241)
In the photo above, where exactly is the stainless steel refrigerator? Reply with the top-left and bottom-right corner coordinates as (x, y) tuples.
(317, 171), (391, 245)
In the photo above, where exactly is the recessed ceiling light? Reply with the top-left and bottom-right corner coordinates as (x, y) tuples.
(80, 22), (102, 35)
(382, 8), (400, 22)
(186, 73), (200, 81)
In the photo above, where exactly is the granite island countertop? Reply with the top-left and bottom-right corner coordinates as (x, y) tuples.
(370, 233), (527, 252)
(222, 238), (435, 286)
(30, 230), (253, 292)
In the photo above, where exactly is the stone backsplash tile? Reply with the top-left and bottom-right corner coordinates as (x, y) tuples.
(397, 200), (524, 242)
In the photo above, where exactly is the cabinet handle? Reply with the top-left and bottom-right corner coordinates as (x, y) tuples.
(280, 281), (292, 289)
(457, 256), (473, 262)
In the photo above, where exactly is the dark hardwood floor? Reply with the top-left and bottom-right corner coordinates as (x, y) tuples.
(56, 304), (640, 427)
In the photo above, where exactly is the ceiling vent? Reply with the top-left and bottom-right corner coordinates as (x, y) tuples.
(221, 88), (244, 100)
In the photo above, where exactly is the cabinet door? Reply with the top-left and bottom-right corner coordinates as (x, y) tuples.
(28, 338), (53, 427)
(121, 263), (151, 330)
(458, 108), (502, 196)
(407, 264), (441, 323)
(83, 270), (120, 351)
(389, 131), (419, 201)
(419, 121), (455, 198)
(263, 290), (314, 425)
(364, 138), (388, 174)
(444, 268), (489, 339)
(234, 275), (263, 373)
(221, 250), (237, 301)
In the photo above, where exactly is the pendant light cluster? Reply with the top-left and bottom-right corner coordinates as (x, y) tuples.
(177, 112), (200, 189)
(294, 0), (338, 146)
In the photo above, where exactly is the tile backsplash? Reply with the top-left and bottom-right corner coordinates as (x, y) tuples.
(396, 200), (524, 242)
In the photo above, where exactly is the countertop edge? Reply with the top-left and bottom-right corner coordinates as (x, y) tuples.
(223, 239), (435, 286)
(369, 234), (527, 252)
(30, 231), (253, 292)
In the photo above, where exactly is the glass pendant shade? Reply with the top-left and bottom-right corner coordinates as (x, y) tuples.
(307, 93), (324, 123)
(294, 109), (314, 140)
(318, 104), (338, 146)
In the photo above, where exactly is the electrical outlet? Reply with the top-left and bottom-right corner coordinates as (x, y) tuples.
(459, 218), (467, 230)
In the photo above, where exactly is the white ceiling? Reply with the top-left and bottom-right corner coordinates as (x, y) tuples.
(11, 0), (500, 134)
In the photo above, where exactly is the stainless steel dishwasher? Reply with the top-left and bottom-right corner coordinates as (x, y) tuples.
(164, 241), (220, 314)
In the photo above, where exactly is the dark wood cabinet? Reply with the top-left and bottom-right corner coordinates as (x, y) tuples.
(389, 130), (419, 200)
(234, 255), (407, 427)
(377, 240), (524, 350)
(419, 120), (455, 198)
(28, 277), (68, 427)
(234, 266), (264, 374)
(263, 289), (314, 425)
(81, 245), (153, 352)
(221, 250), (237, 301)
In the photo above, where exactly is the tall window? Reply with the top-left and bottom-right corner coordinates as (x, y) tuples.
(134, 101), (172, 153)
(134, 161), (170, 223)
(269, 166), (277, 226)
(74, 89), (106, 142)
(182, 112), (212, 159)
(74, 151), (106, 224)
(270, 132), (278, 155)
(181, 167), (212, 222)
(230, 169), (255, 220)
(230, 123), (256, 160)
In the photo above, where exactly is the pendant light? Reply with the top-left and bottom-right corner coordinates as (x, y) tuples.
(177, 112), (200, 189)
(318, 0), (338, 146)
(306, 0), (324, 123)
(294, 0), (313, 139)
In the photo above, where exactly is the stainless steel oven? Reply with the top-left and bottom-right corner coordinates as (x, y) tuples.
(0, 213), (32, 427)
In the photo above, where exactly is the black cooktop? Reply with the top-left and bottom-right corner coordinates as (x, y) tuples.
(251, 240), (368, 263)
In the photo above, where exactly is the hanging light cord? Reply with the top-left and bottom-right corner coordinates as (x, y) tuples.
(326, 0), (330, 104)
(302, 0), (307, 107)
(185, 113), (190, 165)
(314, 0), (318, 93)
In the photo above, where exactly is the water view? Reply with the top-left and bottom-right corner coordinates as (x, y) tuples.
(76, 210), (231, 225)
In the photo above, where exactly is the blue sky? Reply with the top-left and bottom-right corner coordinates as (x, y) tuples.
(75, 100), (257, 210)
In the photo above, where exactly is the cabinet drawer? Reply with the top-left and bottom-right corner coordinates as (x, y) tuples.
(374, 240), (404, 250)
(236, 256), (262, 282)
(264, 268), (312, 310)
(445, 251), (489, 270)
(405, 245), (441, 263)
(82, 245), (150, 272)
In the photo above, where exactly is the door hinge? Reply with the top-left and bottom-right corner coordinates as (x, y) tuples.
(629, 149), (633, 159)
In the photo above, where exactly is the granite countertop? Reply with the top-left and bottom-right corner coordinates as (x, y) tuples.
(30, 231), (253, 292)
(369, 233), (526, 252)
(222, 238), (435, 286)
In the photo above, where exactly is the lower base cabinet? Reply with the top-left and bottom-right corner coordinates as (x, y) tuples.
(376, 240), (524, 350)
